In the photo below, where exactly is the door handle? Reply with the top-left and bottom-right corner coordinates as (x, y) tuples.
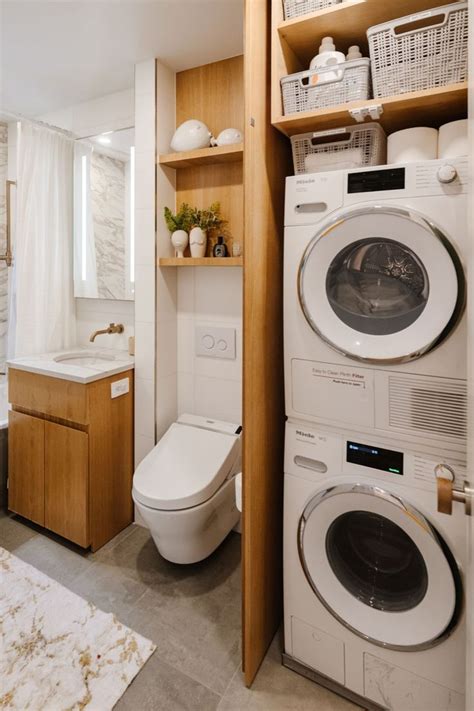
(435, 463), (473, 516)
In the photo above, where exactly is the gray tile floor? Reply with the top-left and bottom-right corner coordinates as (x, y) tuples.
(0, 513), (358, 710)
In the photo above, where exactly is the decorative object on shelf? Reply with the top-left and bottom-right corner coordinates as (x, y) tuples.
(189, 202), (225, 258)
(291, 124), (386, 175)
(438, 120), (468, 159)
(309, 36), (345, 70)
(213, 236), (228, 258)
(232, 242), (242, 258)
(368, 3), (468, 99)
(170, 119), (212, 152)
(212, 128), (243, 146)
(388, 127), (438, 165)
(283, 0), (342, 22)
(281, 58), (370, 115)
(164, 203), (192, 258)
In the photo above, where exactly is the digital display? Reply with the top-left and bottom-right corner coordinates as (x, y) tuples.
(346, 441), (404, 475)
(348, 167), (405, 194)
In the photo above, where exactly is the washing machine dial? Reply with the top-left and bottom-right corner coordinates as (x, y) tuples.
(437, 164), (458, 184)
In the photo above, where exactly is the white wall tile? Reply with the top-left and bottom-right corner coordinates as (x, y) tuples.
(135, 434), (155, 467)
(135, 265), (155, 323)
(135, 209), (155, 266)
(135, 93), (156, 153)
(177, 317), (194, 374)
(156, 268), (178, 322)
(75, 299), (134, 349)
(157, 318), (177, 378)
(177, 269), (195, 316)
(135, 377), (155, 439)
(135, 59), (156, 96)
(156, 374), (178, 439)
(194, 267), (242, 320)
(135, 151), (155, 210)
(178, 373), (195, 416)
(194, 376), (242, 423)
(134, 320), (155, 377)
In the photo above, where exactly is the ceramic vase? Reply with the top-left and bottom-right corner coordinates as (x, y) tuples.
(189, 226), (207, 258)
(171, 229), (188, 258)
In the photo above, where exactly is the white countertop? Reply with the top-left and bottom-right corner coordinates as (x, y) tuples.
(7, 347), (134, 384)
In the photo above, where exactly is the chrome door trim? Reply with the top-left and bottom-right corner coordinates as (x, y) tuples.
(298, 482), (463, 651)
(298, 205), (466, 365)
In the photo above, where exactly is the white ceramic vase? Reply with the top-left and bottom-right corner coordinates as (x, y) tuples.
(189, 226), (207, 258)
(171, 229), (188, 258)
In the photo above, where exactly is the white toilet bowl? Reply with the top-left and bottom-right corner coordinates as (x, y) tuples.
(132, 414), (241, 564)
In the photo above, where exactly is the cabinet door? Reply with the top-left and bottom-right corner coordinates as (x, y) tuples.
(8, 411), (45, 525)
(44, 421), (89, 547)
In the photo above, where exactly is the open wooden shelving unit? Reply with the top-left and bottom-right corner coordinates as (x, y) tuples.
(271, 0), (468, 135)
(158, 256), (243, 267)
(159, 143), (243, 169)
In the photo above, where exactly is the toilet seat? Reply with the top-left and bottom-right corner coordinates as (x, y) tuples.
(132, 421), (239, 511)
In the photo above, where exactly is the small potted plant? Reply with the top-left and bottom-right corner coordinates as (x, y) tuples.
(189, 202), (225, 258)
(164, 203), (192, 258)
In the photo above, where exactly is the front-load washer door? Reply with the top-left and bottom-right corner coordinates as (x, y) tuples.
(298, 483), (462, 650)
(298, 206), (465, 363)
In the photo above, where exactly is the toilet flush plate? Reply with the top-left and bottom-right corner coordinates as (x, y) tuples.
(195, 325), (236, 360)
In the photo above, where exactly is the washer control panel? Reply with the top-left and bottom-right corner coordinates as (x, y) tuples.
(285, 421), (466, 493)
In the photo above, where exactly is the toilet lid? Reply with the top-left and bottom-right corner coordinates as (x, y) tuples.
(132, 423), (239, 510)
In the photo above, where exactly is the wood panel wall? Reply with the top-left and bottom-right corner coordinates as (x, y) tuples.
(175, 56), (244, 256)
(242, 0), (293, 686)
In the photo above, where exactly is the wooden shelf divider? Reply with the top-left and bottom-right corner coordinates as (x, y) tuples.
(273, 83), (468, 137)
(159, 143), (243, 169)
(158, 257), (243, 267)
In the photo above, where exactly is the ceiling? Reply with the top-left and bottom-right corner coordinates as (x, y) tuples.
(0, 0), (244, 117)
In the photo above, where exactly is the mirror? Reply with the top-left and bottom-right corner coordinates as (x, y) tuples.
(73, 127), (135, 300)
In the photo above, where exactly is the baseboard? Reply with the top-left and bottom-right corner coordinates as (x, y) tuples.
(282, 652), (386, 711)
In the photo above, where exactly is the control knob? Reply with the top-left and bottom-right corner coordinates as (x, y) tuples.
(437, 164), (458, 184)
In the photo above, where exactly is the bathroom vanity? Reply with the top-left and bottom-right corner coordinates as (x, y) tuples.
(7, 349), (134, 551)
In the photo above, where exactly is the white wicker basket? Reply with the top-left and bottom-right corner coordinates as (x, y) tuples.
(281, 59), (371, 115)
(283, 0), (342, 21)
(368, 2), (468, 99)
(291, 124), (387, 175)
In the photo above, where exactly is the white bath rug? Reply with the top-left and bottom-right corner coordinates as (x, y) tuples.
(0, 546), (156, 710)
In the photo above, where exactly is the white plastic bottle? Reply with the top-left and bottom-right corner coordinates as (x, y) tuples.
(310, 36), (345, 70)
(346, 45), (363, 61)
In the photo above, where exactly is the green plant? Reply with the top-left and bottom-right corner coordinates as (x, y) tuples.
(164, 203), (192, 232)
(190, 202), (225, 231)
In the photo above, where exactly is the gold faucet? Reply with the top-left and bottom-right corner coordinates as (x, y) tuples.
(90, 323), (125, 343)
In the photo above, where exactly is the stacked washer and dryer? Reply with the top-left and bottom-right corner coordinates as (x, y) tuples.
(282, 158), (468, 710)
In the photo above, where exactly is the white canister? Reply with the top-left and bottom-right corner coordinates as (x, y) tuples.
(438, 120), (468, 159)
(387, 127), (438, 165)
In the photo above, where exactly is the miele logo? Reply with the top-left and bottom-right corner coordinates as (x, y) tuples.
(296, 430), (315, 440)
(296, 178), (315, 185)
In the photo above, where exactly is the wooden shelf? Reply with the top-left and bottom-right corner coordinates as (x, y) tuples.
(278, 0), (455, 64)
(158, 257), (243, 267)
(159, 143), (243, 169)
(272, 83), (468, 137)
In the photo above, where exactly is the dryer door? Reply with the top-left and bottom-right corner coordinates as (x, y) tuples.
(298, 483), (461, 650)
(298, 206), (464, 363)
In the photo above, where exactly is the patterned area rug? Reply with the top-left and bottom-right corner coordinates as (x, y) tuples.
(0, 546), (155, 710)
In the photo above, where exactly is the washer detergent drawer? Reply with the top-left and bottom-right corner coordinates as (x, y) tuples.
(291, 359), (374, 428)
(291, 617), (345, 685)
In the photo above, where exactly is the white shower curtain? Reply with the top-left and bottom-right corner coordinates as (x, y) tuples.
(12, 121), (76, 357)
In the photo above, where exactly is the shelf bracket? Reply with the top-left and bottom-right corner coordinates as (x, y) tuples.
(349, 104), (384, 123)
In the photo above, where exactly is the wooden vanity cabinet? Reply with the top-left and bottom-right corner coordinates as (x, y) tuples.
(8, 368), (134, 551)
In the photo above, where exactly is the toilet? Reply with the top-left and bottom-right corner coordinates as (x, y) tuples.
(132, 414), (241, 564)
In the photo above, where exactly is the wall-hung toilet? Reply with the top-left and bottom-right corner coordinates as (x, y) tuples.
(132, 414), (241, 564)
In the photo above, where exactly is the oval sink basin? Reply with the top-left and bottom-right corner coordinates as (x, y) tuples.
(54, 352), (116, 366)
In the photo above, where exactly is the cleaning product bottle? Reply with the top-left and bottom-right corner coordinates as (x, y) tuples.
(346, 45), (363, 61)
(213, 235), (228, 258)
(309, 37), (345, 70)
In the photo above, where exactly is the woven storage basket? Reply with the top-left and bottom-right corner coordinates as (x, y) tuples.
(291, 124), (387, 175)
(283, 0), (342, 21)
(368, 2), (468, 99)
(281, 59), (371, 115)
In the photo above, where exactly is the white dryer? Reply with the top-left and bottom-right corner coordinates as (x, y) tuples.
(284, 159), (468, 455)
(283, 421), (466, 710)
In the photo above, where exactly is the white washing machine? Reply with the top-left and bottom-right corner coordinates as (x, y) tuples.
(284, 159), (468, 456)
(283, 420), (466, 710)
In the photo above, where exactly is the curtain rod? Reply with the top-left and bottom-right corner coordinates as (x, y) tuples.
(0, 109), (76, 139)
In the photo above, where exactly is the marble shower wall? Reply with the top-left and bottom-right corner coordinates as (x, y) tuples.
(0, 124), (8, 370)
(90, 150), (127, 300)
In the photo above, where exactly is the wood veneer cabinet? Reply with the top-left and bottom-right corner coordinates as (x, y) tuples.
(8, 368), (134, 550)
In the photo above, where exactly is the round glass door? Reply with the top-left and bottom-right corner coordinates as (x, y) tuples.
(299, 206), (464, 363)
(299, 484), (461, 650)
